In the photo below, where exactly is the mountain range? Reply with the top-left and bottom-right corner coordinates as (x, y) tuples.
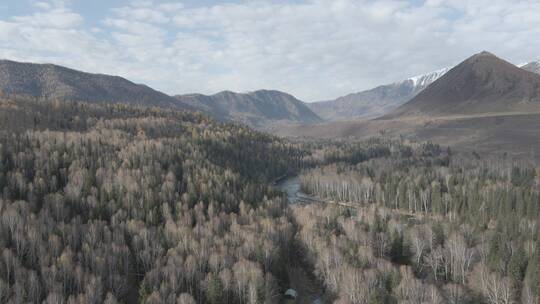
(307, 67), (450, 120)
(175, 90), (322, 129)
(0, 60), (321, 129)
(276, 52), (540, 158)
(1, 55), (539, 132)
(308, 59), (540, 121)
(385, 52), (540, 118)
(0, 60), (192, 111)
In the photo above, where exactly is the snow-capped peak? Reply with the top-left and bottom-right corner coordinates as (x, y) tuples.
(520, 61), (540, 74)
(407, 67), (451, 88)
(518, 61), (539, 67)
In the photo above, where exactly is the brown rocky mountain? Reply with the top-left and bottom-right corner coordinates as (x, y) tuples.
(175, 90), (322, 129)
(385, 52), (540, 118)
(277, 52), (540, 158)
(0, 60), (193, 111)
(308, 68), (449, 120)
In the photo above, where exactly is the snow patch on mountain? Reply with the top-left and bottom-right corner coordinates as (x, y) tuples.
(407, 67), (451, 88)
(520, 61), (540, 74)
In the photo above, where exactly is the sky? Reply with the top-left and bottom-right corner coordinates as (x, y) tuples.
(0, 0), (539, 102)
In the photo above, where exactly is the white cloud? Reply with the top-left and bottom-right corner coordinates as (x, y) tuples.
(157, 3), (185, 12)
(0, 0), (539, 101)
(32, 0), (71, 10)
(111, 7), (170, 24)
(33, 2), (52, 10)
(13, 8), (82, 29)
(162, 0), (457, 99)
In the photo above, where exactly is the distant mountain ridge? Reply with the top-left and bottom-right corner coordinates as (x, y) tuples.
(175, 90), (322, 129)
(0, 60), (192, 111)
(3, 56), (538, 130)
(276, 52), (540, 157)
(385, 52), (540, 118)
(0, 59), (321, 129)
(308, 67), (450, 120)
(521, 61), (540, 74)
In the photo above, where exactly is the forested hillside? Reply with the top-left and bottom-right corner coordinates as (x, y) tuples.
(0, 60), (323, 130)
(0, 60), (192, 111)
(175, 90), (322, 129)
(0, 96), (308, 303)
(296, 143), (540, 303)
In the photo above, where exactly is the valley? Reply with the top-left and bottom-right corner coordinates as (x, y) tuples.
(276, 111), (540, 159)
(277, 52), (540, 160)
(0, 47), (540, 303)
(307, 67), (451, 121)
(2, 0), (540, 303)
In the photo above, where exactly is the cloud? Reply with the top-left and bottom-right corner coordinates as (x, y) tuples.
(111, 7), (170, 24)
(0, 2), (124, 78)
(12, 8), (82, 28)
(159, 0), (458, 98)
(0, 0), (539, 101)
(32, 0), (71, 10)
(14, 1), (81, 29)
(33, 2), (53, 10)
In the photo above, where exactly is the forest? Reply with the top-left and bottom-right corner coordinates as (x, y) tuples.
(298, 143), (540, 303)
(0, 96), (539, 304)
(0, 96), (308, 303)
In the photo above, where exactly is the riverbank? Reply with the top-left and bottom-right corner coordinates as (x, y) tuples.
(276, 175), (328, 303)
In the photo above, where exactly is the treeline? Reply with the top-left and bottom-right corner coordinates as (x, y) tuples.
(299, 138), (393, 167)
(296, 142), (540, 303)
(0, 97), (307, 303)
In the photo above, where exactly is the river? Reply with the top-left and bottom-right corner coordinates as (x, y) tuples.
(275, 175), (302, 204)
(276, 175), (324, 206)
(275, 176), (325, 304)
